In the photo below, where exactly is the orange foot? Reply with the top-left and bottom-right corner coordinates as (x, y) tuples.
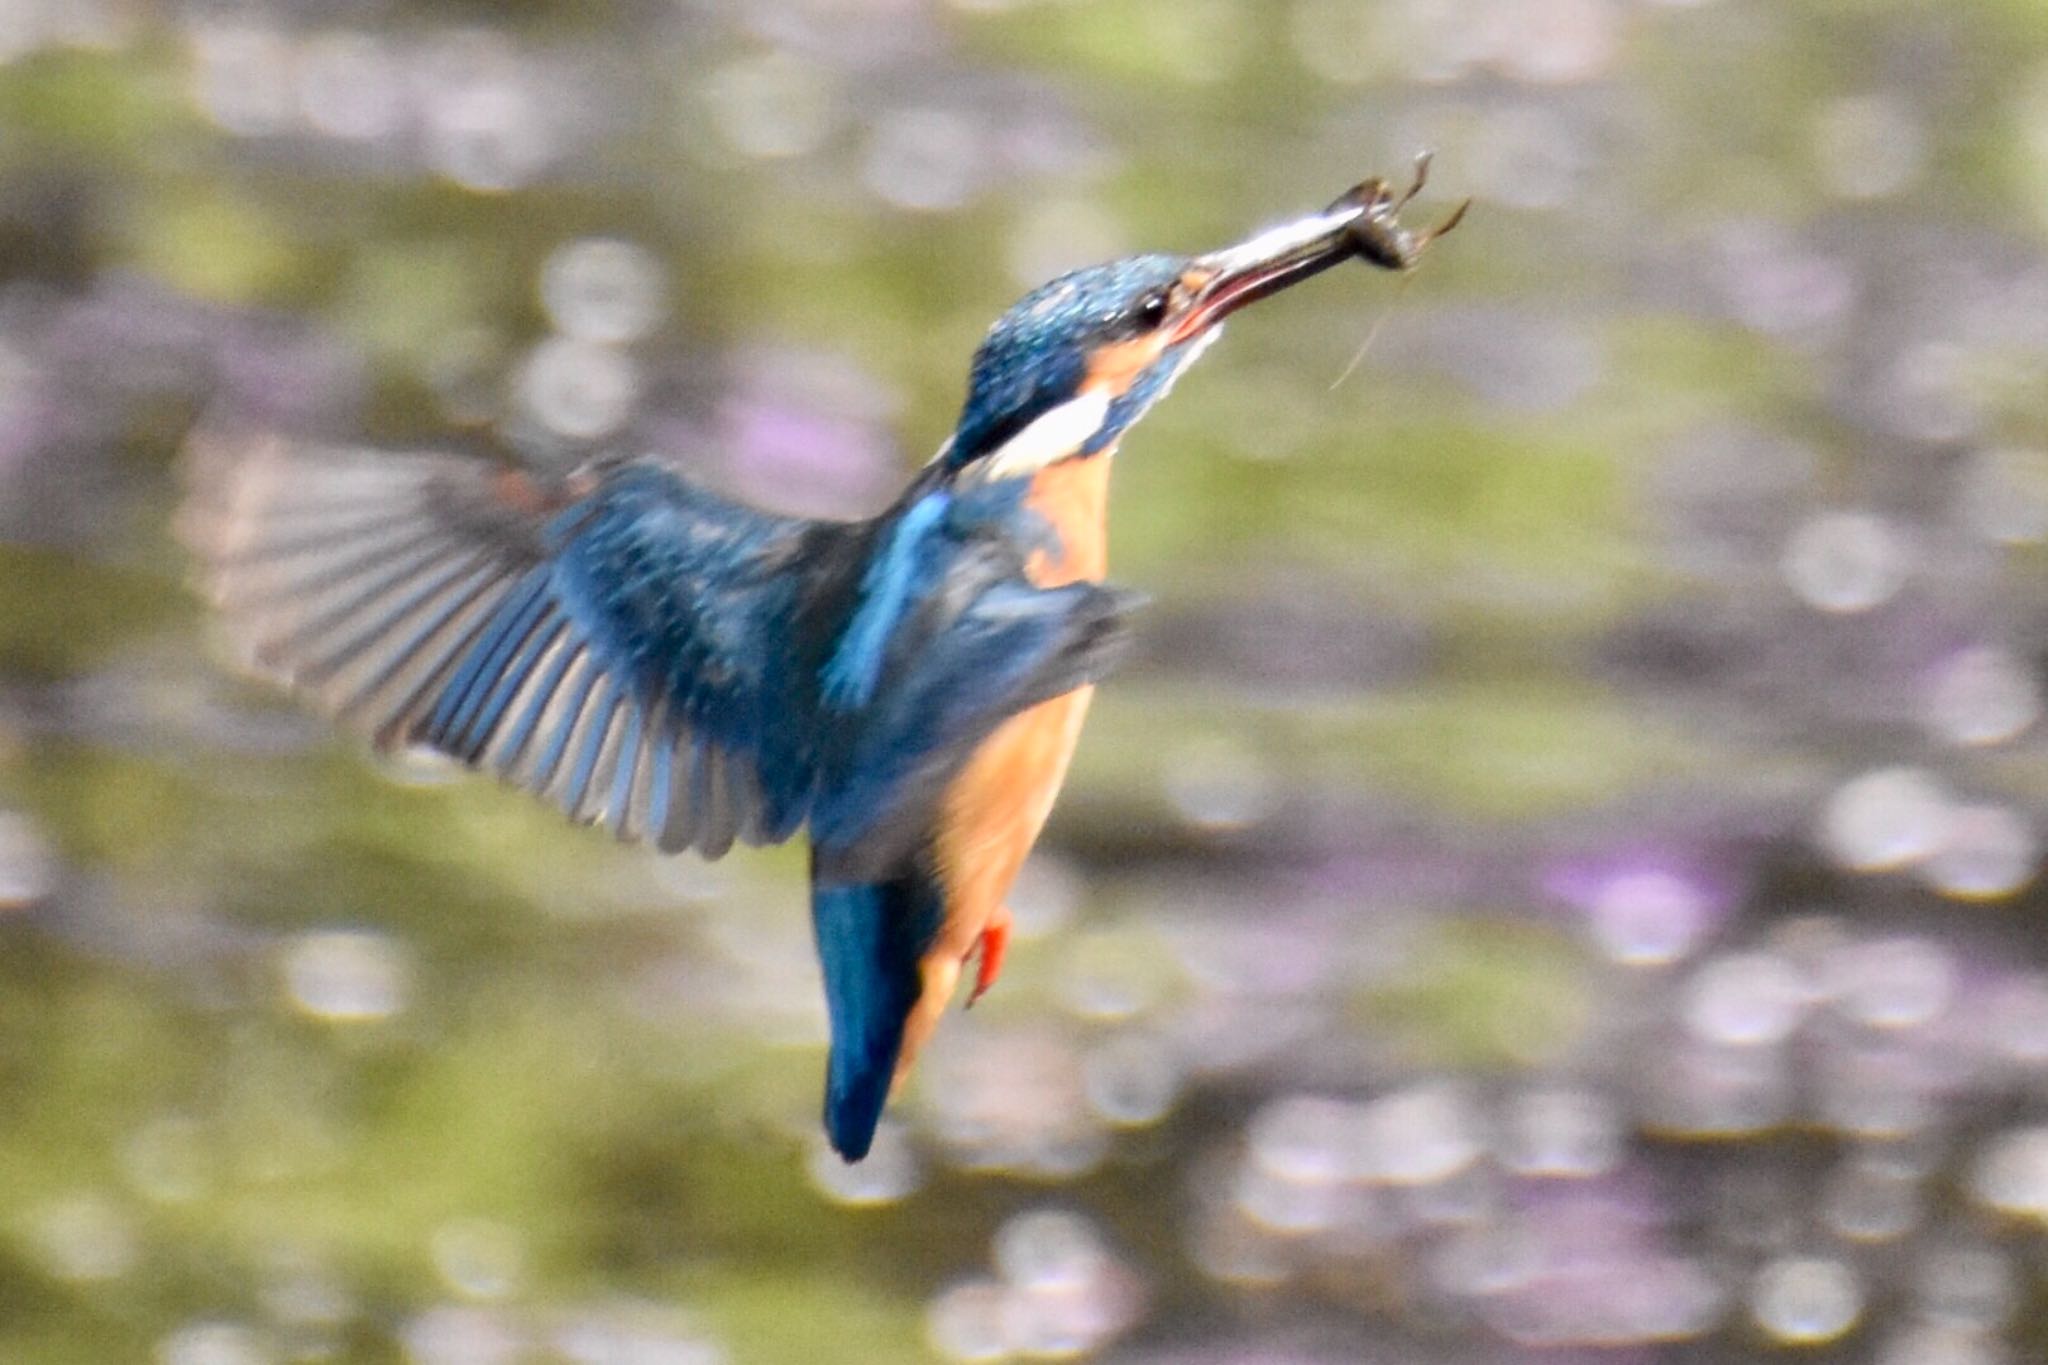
(968, 905), (1013, 1007)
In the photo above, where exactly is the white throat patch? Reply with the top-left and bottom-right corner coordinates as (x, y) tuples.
(978, 389), (1113, 481)
(957, 325), (1226, 481)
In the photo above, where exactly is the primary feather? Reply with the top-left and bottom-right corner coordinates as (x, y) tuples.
(180, 429), (835, 856)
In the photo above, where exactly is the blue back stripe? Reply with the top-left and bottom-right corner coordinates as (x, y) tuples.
(822, 491), (950, 709)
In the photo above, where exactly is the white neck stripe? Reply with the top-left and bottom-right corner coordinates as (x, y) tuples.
(979, 389), (1113, 481)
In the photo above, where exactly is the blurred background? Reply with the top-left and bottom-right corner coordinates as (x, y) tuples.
(5, 0), (2048, 1361)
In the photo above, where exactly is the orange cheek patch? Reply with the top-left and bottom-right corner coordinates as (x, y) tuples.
(1084, 332), (1172, 395)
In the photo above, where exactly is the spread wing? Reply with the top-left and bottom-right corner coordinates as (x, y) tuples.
(177, 427), (831, 857)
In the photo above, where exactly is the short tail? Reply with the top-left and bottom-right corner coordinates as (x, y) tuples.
(809, 863), (942, 1160)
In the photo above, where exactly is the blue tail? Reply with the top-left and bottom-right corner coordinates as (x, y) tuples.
(808, 863), (943, 1160)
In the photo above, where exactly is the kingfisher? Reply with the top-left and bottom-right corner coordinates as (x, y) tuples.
(179, 165), (1464, 1160)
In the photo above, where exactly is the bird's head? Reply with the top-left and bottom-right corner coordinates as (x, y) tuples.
(942, 164), (1467, 483)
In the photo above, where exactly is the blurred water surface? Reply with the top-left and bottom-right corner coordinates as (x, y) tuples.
(5, 1), (2048, 1362)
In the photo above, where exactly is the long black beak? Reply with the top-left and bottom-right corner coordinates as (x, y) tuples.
(1170, 157), (1468, 344)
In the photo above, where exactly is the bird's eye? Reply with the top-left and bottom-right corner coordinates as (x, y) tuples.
(1133, 288), (1171, 330)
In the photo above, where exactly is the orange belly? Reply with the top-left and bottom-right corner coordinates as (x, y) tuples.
(893, 454), (1112, 1082)
(931, 683), (1094, 949)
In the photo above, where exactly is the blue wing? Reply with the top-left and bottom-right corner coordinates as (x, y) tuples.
(795, 477), (1139, 869)
(810, 573), (1138, 867)
(179, 428), (830, 857)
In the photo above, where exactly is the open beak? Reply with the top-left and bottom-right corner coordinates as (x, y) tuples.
(1169, 155), (1469, 345)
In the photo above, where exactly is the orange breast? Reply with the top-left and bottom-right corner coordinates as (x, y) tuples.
(891, 454), (1113, 1083)
(937, 451), (1109, 884)
(1016, 448), (1111, 586)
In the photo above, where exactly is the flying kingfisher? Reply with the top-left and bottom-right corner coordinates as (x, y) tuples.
(179, 165), (1464, 1160)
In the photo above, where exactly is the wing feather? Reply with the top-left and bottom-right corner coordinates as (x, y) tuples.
(527, 651), (606, 798)
(638, 709), (675, 843)
(181, 427), (824, 858)
(561, 678), (623, 822)
(605, 699), (646, 836)
(329, 561), (505, 723)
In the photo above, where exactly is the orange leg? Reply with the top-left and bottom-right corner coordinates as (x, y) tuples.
(969, 904), (1013, 1006)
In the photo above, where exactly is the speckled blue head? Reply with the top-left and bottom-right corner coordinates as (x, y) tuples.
(945, 254), (1192, 470)
(941, 188), (1402, 478)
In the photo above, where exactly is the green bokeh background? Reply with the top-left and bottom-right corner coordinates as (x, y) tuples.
(6, 2), (2048, 1361)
